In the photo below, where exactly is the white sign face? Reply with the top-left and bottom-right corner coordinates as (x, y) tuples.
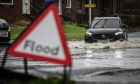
(8, 4), (71, 65)
(22, 0), (30, 14)
(16, 11), (65, 60)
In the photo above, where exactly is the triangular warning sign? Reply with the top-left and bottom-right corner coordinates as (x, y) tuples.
(8, 4), (71, 65)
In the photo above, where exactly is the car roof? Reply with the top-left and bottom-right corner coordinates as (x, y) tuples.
(94, 17), (120, 20)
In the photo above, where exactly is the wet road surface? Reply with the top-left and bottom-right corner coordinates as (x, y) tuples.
(0, 32), (140, 83)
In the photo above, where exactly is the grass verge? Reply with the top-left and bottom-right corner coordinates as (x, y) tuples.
(11, 23), (140, 41)
(63, 23), (86, 40)
(11, 26), (26, 40)
(10, 23), (86, 40)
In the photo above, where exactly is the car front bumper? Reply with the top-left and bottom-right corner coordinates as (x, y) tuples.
(85, 34), (125, 42)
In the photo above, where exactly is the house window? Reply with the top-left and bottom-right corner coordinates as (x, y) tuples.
(76, 0), (82, 10)
(0, 0), (13, 5)
(66, 0), (71, 8)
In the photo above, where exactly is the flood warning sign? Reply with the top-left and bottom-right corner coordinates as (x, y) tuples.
(8, 4), (71, 65)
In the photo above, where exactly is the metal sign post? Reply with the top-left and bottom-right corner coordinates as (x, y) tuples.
(1, 48), (29, 75)
(63, 64), (72, 84)
(87, 0), (96, 25)
(24, 58), (28, 75)
(63, 66), (68, 84)
(1, 51), (7, 68)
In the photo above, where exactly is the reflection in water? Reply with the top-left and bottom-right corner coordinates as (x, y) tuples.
(114, 50), (123, 66)
(115, 50), (123, 59)
(86, 50), (92, 54)
(84, 58), (93, 67)
(84, 50), (93, 67)
(86, 50), (93, 57)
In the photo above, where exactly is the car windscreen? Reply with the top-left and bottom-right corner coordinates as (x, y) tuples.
(0, 23), (9, 29)
(91, 19), (121, 28)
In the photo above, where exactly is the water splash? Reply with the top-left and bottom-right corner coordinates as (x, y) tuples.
(68, 41), (140, 49)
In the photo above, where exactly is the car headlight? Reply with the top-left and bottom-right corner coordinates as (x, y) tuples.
(115, 31), (123, 35)
(86, 32), (92, 36)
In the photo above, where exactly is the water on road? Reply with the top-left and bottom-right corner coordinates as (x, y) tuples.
(0, 32), (140, 83)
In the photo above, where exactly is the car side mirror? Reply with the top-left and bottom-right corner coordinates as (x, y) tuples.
(122, 24), (128, 28)
(85, 25), (89, 29)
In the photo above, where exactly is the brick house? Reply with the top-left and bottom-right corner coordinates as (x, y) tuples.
(0, 0), (43, 23)
(0, 0), (22, 23)
(58, 0), (122, 24)
(0, 0), (139, 24)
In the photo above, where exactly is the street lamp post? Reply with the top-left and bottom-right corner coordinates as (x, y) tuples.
(89, 0), (92, 25)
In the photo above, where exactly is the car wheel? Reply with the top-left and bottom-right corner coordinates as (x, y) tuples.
(85, 38), (96, 43)
(84, 37), (89, 43)
(119, 33), (128, 41)
(85, 39), (89, 43)
(85, 39), (92, 43)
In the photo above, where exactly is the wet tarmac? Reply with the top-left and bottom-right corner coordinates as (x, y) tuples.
(0, 32), (140, 83)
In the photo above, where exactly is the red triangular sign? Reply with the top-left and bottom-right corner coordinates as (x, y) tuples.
(8, 4), (71, 65)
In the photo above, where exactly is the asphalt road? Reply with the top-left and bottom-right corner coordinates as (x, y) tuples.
(1, 32), (140, 84)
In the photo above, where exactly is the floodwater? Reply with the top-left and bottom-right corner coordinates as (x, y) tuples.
(1, 32), (140, 83)
(68, 40), (140, 49)
(68, 32), (140, 49)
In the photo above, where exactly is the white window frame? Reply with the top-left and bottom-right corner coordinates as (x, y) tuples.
(66, 0), (71, 8)
(0, 0), (14, 5)
(58, 0), (62, 15)
(22, 0), (30, 14)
